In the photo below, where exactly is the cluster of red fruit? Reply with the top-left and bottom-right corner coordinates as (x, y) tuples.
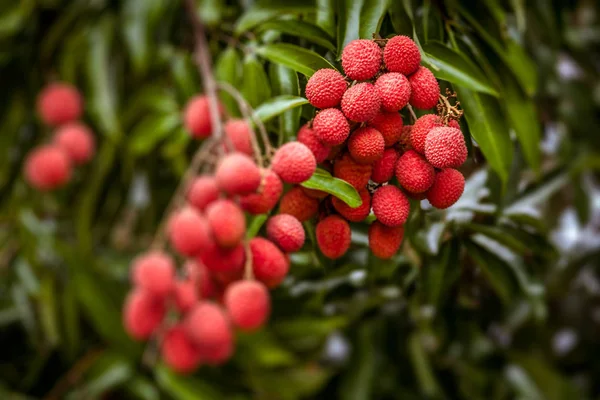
(24, 83), (96, 190)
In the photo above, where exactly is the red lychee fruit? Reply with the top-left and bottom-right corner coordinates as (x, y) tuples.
(183, 95), (223, 138)
(161, 324), (202, 373)
(297, 124), (330, 163)
(410, 114), (442, 154)
(312, 108), (350, 146)
(383, 35), (421, 76)
(37, 83), (82, 126)
(408, 66), (440, 110)
(316, 215), (351, 259)
(301, 187), (329, 199)
(224, 119), (253, 155)
(341, 39), (382, 81)
(371, 148), (399, 184)
(224, 280), (271, 331)
(250, 237), (290, 288)
(306, 69), (347, 109)
(368, 111), (403, 147)
(123, 288), (166, 340)
(279, 186), (320, 222)
(348, 127), (385, 164)
(215, 152), (261, 195)
(333, 153), (372, 190)
(372, 185), (410, 227)
(131, 251), (175, 297)
(368, 221), (404, 259)
(53, 123), (95, 165)
(240, 168), (283, 214)
(24, 145), (72, 191)
(374, 73), (411, 112)
(184, 260), (218, 299)
(399, 124), (412, 151)
(187, 175), (220, 212)
(206, 199), (246, 248)
(199, 241), (245, 275)
(332, 189), (371, 222)
(184, 302), (233, 365)
(327, 144), (344, 161)
(271, 142), (317, 184)
(395, 150), (435, 193)
(341, 83), (381, 123)
(173, 279), (198, 313)
(424, 127), (468, 169)
(168, 207), (212, 256)
(426, 168), (465, 209)
(266, 214), (305, 252)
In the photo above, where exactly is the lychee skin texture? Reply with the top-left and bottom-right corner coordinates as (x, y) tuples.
(426, 169), (465, 209)
(341, 83), (381, 123)
(224, 119), (253, 155)
(399, 125), (412, 151)
(53, 123), (95, 165)
(395, 150), (435, 193)
(341, 39), (382, 81)
(333, 153), (373, 190)
(199, 241), (245, 275)
(369, 221), (404, 259)
(161, 325), (202, 373)
(348, 127), (385, 165)
(372, 148), (399, 184)
(215, 153), (261, 196)
(313, 108), (350, 146)
(184, 95), (223, 138)
(383, 35), (421, 76)
(168, 207), (212, 256)
(408, 66), (440, 110)
(184, 302), (233, 365)
(332, 189), (371, 222)
(424, 127), (468, 169)
(24, 145), (72, 191)
(410, 114), (442, 154)
(372, 185), (410, 227)
(187, 175), (220, 212)
(271, 142), (317, 184)
(316, 215), (351, 259)
(279, 186), (319, 222)
(301, 187), (328, 199)
(266, 214), (305, 252)
(240, 168), (283, 214)
(368, 111), (403, 147)
(306, 69), (347, 109)
(206, 199), (246, 248)
(297, 124), (330, 163)
(37, 83), (82, 126)
(131, 251), (175, 297)
(374, 73), (411, 112)
(184, 260), (218, 299)
(224, 280), (271, 331)
(123, 289), (166, 340)
(173, 279), (198, 313)
(250, 238), (290, 288)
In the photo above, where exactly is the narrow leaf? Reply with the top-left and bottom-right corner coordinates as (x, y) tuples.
(337, 0), (364, 53)
(256, 43), (336, 77)
(156, 365), (223, 400)
(258, 20), (335, 51)
(241, 54), (271, 108)
(215, 47), (241, 116)
(254, 95), (308, 124)
(301, 172), (362, 207)
(359, 0), (391, 39)
(269, 64), (301, 141)
(316, 0), (336, 38)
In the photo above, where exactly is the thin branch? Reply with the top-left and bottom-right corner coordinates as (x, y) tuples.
(406, 104), (418, 123)
(243, 240), (254, 280)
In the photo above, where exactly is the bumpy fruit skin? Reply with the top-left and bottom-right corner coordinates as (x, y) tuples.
(173, 279), (198, 313)
(266, 214), (305, 252)
(224, 119), (253, 155)
(348, 127), (385, 165)
(332, 189), (371, 222)
(224, 280), (271, 331)
(316, 215), (351, 259)
(301, 187), (328, 199)
(372, 185), (410, 227)
(424, 127), (468, 168)
(395, 150), (435, 193)
(168, 207), (212, 256)
(184, 95), (223, 138)
(131, 251), (175, 296)
(250, 238), (290, 288)
(185, 260), (217, 299)
(161, 325), (202, 373)
(271, 142), (317, 184)
(426, 169), (465, 209)
(123, 288), (166, 340)
(297, 124), (330, 163)
(206, 199), (246, 248)
(368, 111), (403, 147)
(341, 39), (382, 81)
(24, 145), (72, 190)
(184, 302), (233, 365)
(199, 241), (245, 275)
(368, 221), (404, 259)
(306, 69), (347, 109)
(313, 108), (350, 146)
(372, 148), (399, 183)
(410, 114), (441, 154)
(399, 125), (412, 151)
(53, 123), (95, 165)
(37, 83), (82, 125)
(279, 186), (319, 222)
(187, 175), (220, 211)
(374, 73), (411, 112)
(333, 153), (372, 189)
(215, 153), (261, 195)
(341, 83), (381, 122)
(408, 67), (440, 110)
(383, 35), (421, 76)
(240, 168), (283, 214)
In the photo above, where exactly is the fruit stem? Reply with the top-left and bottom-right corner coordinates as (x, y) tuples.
(243, 240), (255, 280)
(406, 104), (418, 123)
(437, 90), (463, 124)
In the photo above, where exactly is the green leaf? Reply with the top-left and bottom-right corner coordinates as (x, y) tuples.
(301, 171), (362, 207)
(422, 240), (460, 306)
(254, 95), (308, 123)
(76, 353), (132, 398)
(234, 2), (316, 35)
(241, 54), (272, 108)
(257, 20), (335, 51)
(316, 0), (336, 38)
(270, 64), (301, 142)
(256, 43), (337, 77)
(38, 275), (60, 347)
(337, 0), (364, 53)
(247, 214), (268, 239)
(168, 50), (200, 99)
(338, 322), (376, 400)
(197, 0), (222, 27)
(128, 114), (181, 155)
(408, 333), (443, 398)
(0, 0), (35, 39)
(215, 47), (242, 116)
(359, 0), (391, 39)
(156, 364), (223, 400)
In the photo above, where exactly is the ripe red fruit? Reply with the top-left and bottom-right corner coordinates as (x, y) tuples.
(161, 325), (202, 373)
(131, 251), (175, 297)
(224, 119), (253, 155)
(368, 111), (403, 147)
(316, 215), (351, 259)
(24, 145), (72, 191)
(168, 207), (212, 256)
(184, 302), (233, 365)
(395, 150), (435, 193)
(185, 260), (218, 299)
(215, 152), (261, 195)
(374, 73), (411, 112)
(399, 124), (412, 151)
(333, 153), (372, 190)
(424, 127), (468, 168)
(297, 124), (330, 163)
(332, 189), (371, 222)
(206, 199), (246, 248)
(250, 237), (290, 288)
(240, 168), (283, 214)
(383, 35), (421, 76)
(37, 83), (82, 125)
(199, 241), (245, 275)
(341, 83), (381, 122)
(372, 148), (399, 183)
(313, 108), (350, 146)
(341, 39), (382, 81)
(408, 66), (440, 110)
(173, 279), (199, 313)
(368, 221), (404, 259)
(279, 186), (320, 222)
(372, 185), (410, 227)
(306, 69), (347, 109)
(266, 214), (305, 252)
(426, 169), (465, 209)
(348, 127), (385, 165)
(271, 142), (317, 184)
(123, 288), (166, 340)
(183, 95), (223, 138)
(301, 187), (328, 199)
(224, 280), (271, 331)
(187, 175), (220, 212)
(53, 123), (95, 165)
(410, 114), (442, 154)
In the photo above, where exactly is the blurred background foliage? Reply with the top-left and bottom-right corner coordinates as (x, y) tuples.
(1, 0), (600, 399)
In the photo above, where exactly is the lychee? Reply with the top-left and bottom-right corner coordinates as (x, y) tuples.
(184, 260), (218, 299)
(395, 150), (435, 193)
(383, 35), (421, 76)
(332, 189), (371, 222)
(424, 127), (467, 169)
(399, 124), (412, 151)
(341, 39), (382, 81)
(368, 111), (403, 147)
(24, 145), (72, 191)
(301, 187), (329, 199)
(184, 302), (233, 365)
(206, 199), (246, 248)
(172, 279), (198, 313)
(224, 119), (253, 155)
(305, 69), (347, 109)
(161, 325), (202, 373)
(271, 142), (317, 184)
(374, 73), (411, 112)
(168, 207), (212, 256)
(183, 95), (223, 138)
(316, 215), (351, 259)
(333, 153), (372, 190)
(37, 83), (82, 126)
(426, 168), (465, 209)
(341, 83), (381, 122)
(297, 124), (330, 163)
(53, 123), (95, 165)
(250, 237), (290, 288)
(123, 288), (166, 340)
(187, 175), (220, 212)
(224, 280), (271, 331)
(215, 152), (261, 196)
(410, 114), (442, 154)
(372, 185), (410, 227)
(279, 186), (319, 222)
(131, 251), (175, 297)
(199, 241), (245, 275)
(368, 221), (404, 259)
(240, 168), (283, 214)
(371, 148), (399, 183)
(266, 214), (305, 252)
(312, 108), (350, 146)
(348, 127), (385, 164)
(408, 66), (440, 110)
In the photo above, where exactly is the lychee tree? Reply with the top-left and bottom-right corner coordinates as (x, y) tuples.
(1, 1), (600, 399)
